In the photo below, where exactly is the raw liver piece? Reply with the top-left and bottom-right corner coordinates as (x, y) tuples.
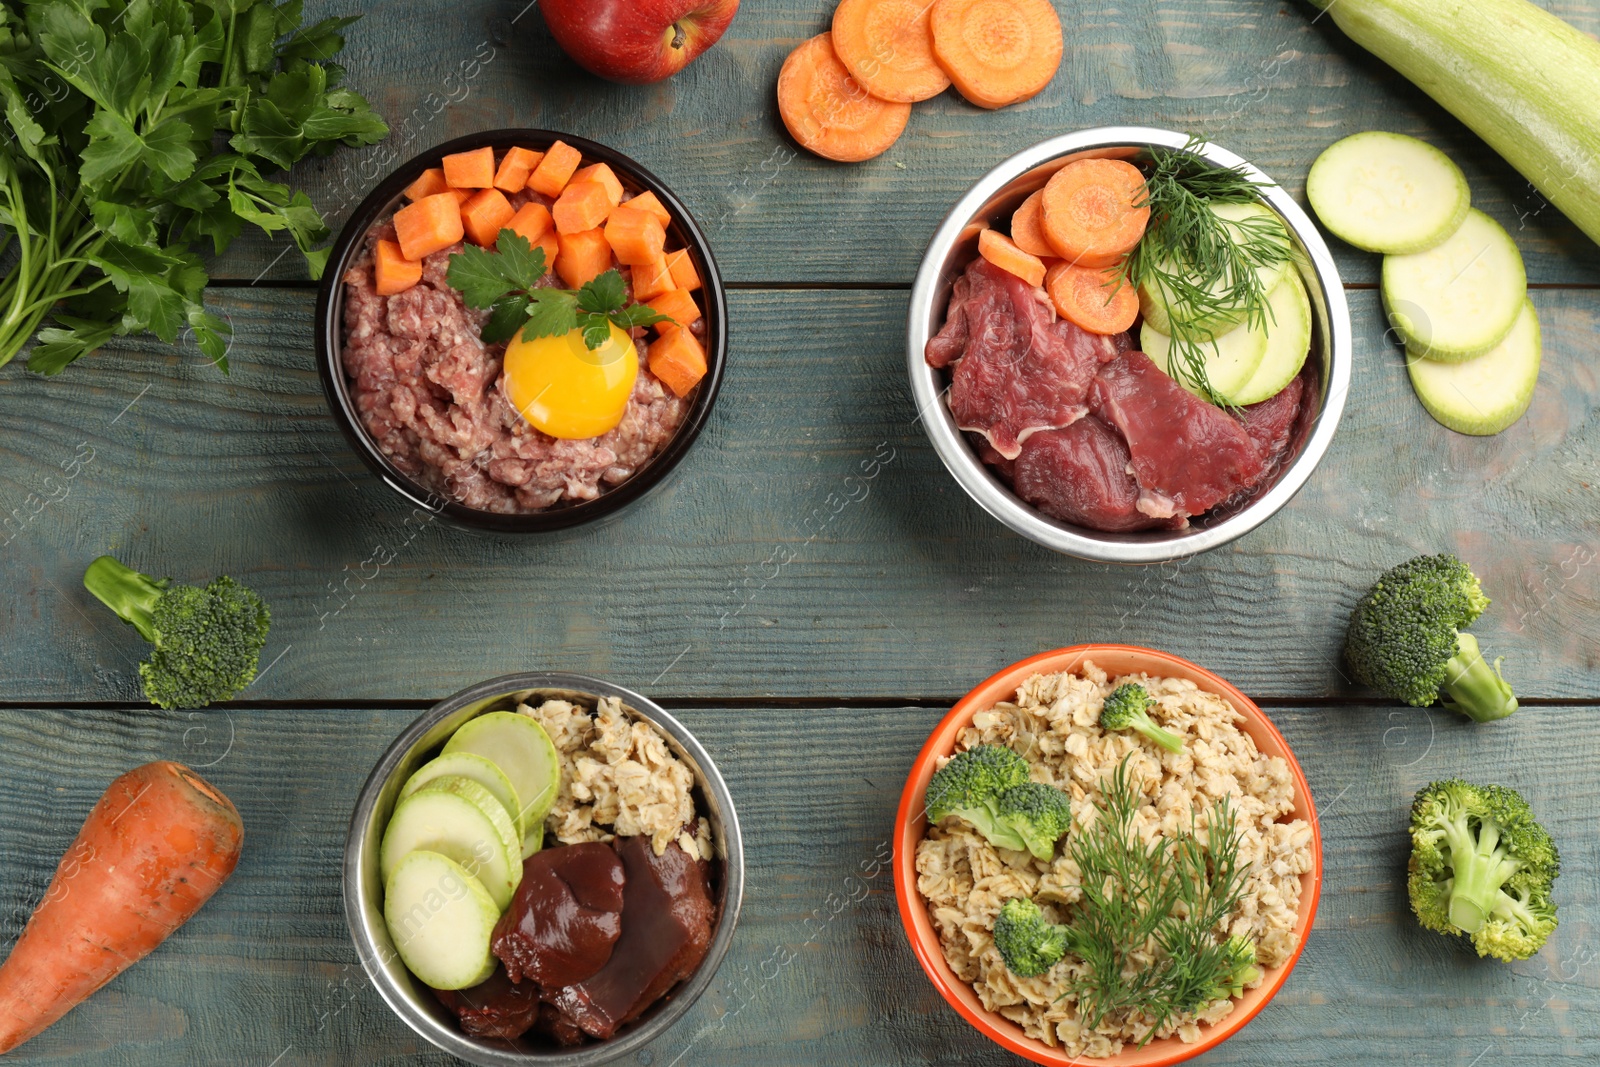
(1090, 352), (1265, 517)
(492, 842), (626, 989)
(549, 837), (715, 1040)
(925, 259), (1119, 459)
(1013, 417), (1171, 532)
(431, 968), (541, 1041)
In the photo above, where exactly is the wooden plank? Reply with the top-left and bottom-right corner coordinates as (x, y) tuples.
(205, 0), (1600, 286)
(0, 702), (1595, 1065)
(1, 287), (1596, 703)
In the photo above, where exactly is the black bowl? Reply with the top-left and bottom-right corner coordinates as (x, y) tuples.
(314, 129), (729, 533)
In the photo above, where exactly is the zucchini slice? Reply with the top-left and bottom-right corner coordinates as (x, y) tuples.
(1141, 308), (1269, 401)
(380, 779), (522, 911)
(1381, 209), (1526, 362)
(1307, 132), (1471, 254)
(1231, 270), (1313, 406)
(384, 850), (500, 990)
(1407, 298), (1540, 435)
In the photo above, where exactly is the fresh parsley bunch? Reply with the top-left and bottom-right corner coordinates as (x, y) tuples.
(446, 229), (671, 349)
(0, 0), (387, 374)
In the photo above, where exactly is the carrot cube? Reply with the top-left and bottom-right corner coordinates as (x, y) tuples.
(527, 140), (583, 198)
(645, 288), (701, 332)
(460, 188), (517, 247)
(664, 248), (702, 292)
(493, 147), (542, 193)
(571, 163), (624, 207)
(374, 239), (422, 295)
(393, 192), (465, 261)
(404, 167), (449, 201)
(648, 326), (707, 397)
(506, 202), (560, 268)
(555, 228), (614, 289)
(632, 256), (676, 301)
(441, 146), (496, 189)
(605, 205), (666, 266)
(624, 190), (672, 228)
(978, 228), (1046, 286)
(552, 180), (615, 234)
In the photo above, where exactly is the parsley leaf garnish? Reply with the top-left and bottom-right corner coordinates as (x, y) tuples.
(447, 232), (674, 348)
(0, 0), (388, 375)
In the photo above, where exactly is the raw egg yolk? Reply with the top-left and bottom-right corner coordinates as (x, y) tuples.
(502, 322), (638, 439)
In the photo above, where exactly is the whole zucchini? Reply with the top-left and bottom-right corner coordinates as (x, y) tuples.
(1308, 0), (1600, 248)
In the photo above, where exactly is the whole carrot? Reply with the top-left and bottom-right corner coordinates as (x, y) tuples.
(0, 761), (244, 1053)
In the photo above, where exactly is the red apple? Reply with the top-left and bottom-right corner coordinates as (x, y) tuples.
(538, 0), (740, 85)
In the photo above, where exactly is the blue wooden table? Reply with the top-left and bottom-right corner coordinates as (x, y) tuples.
(2, 1), (1598, 1063)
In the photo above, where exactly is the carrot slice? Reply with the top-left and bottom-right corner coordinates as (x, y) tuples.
(493, 147), (541, 193)
(777, 33), (912, 163)
(929, 0), (1063, 109)
(393, 192), (465, 261)
(404, 167), (449, 201)
(555, 228), (614, 289)
(1040, 158), (1150, 266)
(460, 188), (517, 247)
(552, 180), (615, 234)
(528, 140), (583, 198)
(831, 0), (951, 103)
(665, 248), (702, 292)
(645, 288), (701, 331)
(505, 203), (560, 268)
(605, 205), (666, 266)
(978, 228), (1046, 286)
(0, 762), (242, 1055)
(1009, 190), (1055, 258)
(648, 326), (708, 397)
(633, 256), (676, 302)
(441, 146), (495, 189)
(623, 190), (672, 228)
(1046, 261), (1139, 335)
(571, 163), (624, 208)
(374, 239), (423, 295)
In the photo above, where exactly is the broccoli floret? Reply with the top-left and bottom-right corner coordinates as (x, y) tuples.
(84, 555), (271, 710)
(1099, 683), (1185, 754)
(1408, 779), (1560, 961)
(1345, 553), (1516, 723)
(925, 744), (1031, 852)
(995, 781), (1073, 861)
(992, 898), (1068, 977)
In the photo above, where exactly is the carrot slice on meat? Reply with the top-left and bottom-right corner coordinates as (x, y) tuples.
(831, 0), (951, 103)
(1009, 190), (1055, 258)
(929, 0), (1063, 109)
(393, 192), (465, 261)
(441, 146), (495, 189)
(777, 33), (912, 163)
(555, 228), (614, 289)
(374, 239), (423, 295)
(404, 167), (449, 201)
(460, 188), (516, 247)
(978, 228), (1046, 286)
(623, 190), (672, 228)
(648, 326), (708, 397)
(605, 205), (666, 266)
(571, 163), (624, 207)
(645, 288), (701, 332)
(1046, 261), (1139, 335)
(552, 180), (615, 234)
(493, 147), (542, 193)
(528, 140), (583, 198)
(1040, 158), (1150, 266)
(505, 203), (560, 268)
(665, 248), (702, 292)
(632, 256), (676, 302)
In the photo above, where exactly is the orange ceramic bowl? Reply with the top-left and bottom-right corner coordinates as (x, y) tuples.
(893, 645), (1322, 1067)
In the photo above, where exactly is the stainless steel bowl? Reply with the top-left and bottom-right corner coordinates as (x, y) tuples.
(343, 673), (744, 1066)
(907, 127), (1352, 564)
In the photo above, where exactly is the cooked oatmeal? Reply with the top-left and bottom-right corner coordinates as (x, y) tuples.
(914, 662), (1314, 1057)
(519, 696), (711, 860)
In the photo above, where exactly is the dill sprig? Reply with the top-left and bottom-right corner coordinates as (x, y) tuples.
(1059, 758), (1252, 1043)
(1121, 142), (1291, 407)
